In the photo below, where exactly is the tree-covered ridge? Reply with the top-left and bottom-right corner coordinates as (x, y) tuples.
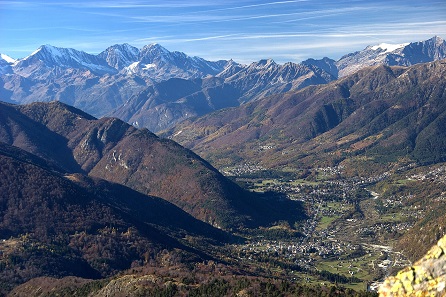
(10, 262), (377, 297)
(0, 143), (231, 294)
(0, 101), (305, 229)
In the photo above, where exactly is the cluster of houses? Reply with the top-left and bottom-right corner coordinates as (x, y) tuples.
(226, 164), (419, 287)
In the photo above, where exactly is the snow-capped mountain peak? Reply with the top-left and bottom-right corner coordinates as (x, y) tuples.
(336, 36), (446, 77)
(131, 43), (228, 79)
(27, 44), (71, 61)
(15, 44), (117, 76)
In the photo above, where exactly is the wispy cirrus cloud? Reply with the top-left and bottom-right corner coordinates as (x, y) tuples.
(120, 6), (374, 26)
(0, 0), (225, 9)
(189, 0), (309, 13)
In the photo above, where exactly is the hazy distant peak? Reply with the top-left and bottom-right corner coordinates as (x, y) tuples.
(99, 43), (140, 70)
(141, 43), (170, 55)
(428, 35), (444, 44)
(104, 43), (140, 54)
(256, 58), (276, 65)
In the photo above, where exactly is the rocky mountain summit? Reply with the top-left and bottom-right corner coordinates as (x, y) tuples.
(379, 234), (446, 296)
(334, 36), (446, 77)
(13, 45), (117, 77)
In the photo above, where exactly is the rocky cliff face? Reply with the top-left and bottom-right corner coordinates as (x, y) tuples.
(379, 235), (446, 296)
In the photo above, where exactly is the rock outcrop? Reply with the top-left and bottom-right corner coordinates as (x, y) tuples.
(379, 235), (446, 296)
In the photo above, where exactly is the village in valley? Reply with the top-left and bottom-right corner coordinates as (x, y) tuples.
(220, 163), (435, 291)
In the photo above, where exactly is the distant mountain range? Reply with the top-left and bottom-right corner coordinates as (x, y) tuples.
(1, 36), (444, 132)
(164, 59), (446, 172)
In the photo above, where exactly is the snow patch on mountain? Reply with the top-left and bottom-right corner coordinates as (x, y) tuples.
(143, 63), (156, 70)
(1, 54), (16, 64)
(370, 43), (409, 53)
(0, 53), (16, 74)
(125, 62), (140, 74)
(336, 37), (446, 77)
(15, 44), (117, 76)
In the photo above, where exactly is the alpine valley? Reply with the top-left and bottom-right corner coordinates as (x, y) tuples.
(1, 36), (446, 296)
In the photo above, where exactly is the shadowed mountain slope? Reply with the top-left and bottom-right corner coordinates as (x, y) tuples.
(0, 142), (234, 294)
(0, 101), (305, 229)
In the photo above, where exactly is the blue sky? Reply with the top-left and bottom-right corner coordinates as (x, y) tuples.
(1, 0), (445, 63)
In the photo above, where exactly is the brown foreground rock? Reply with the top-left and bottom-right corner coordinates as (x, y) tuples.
(379, 235), (446, 296)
